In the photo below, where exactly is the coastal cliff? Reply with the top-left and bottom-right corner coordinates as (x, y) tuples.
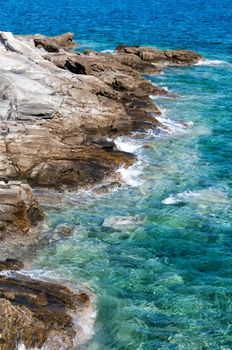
(0, 30), (202, 349)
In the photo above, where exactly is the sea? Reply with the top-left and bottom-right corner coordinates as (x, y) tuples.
(1, 0), (232, 349)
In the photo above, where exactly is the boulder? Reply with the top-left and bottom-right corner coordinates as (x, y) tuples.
(33, 32), (76, 52)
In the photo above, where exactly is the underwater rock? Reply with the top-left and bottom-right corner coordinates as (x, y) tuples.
(102, 214), (144, 231)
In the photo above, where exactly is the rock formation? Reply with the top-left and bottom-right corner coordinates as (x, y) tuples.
(116, 44), (202, 66)
(0, 29), (202, 349)
(0, 31), (201, 195)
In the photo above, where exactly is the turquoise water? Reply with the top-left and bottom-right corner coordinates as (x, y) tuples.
(34, 61), (232, 349)
(1, 0), (232, 349)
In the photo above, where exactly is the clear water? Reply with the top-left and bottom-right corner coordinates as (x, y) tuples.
(1, 1), (232, 349)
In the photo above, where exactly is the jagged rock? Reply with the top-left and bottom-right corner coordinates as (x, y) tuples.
(0, 31), (163, 191)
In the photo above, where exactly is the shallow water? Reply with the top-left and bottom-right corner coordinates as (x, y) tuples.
(1, 0), (232, 349)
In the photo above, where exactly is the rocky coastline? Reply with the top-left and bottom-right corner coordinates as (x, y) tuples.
(0, 30), (202, 349)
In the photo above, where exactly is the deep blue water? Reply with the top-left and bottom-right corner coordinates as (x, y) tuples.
(1, 1), (232, 349)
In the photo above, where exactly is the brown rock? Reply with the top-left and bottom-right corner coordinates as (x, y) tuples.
(0, 259), (24, 272)
(33, 32), (76, 52)
(0, 273), (92, 350)
(116, 45), (202, 66)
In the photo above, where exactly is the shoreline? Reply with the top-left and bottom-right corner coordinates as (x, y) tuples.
(0, 30), (203, 349)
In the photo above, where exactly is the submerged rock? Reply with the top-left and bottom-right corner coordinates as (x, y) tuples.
(102, 215), (144, 231)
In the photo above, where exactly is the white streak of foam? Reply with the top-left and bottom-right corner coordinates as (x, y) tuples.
(101, 49), (115, 54)
(115, 135), (145, 187)
(156, 113), (193, 135)
(162, 188), (230, 206)
(195, 59), (232, 67)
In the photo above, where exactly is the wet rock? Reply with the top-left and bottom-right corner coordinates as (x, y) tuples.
(0, 272), (93, 350)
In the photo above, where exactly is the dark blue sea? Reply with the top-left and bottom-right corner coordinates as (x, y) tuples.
(1, 0), (232, 349)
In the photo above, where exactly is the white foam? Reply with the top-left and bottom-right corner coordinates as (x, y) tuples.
(156, 114), (193, 135)
(17, 344), (40, 350)
(101, 49), (115, 54)
(162, 188), (230, 206)
(118, 160), (143, 187)
(195, 59), (231, 67)
(114, 135), (143, 153)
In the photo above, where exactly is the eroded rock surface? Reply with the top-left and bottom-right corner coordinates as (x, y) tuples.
(0, 267), (93, 350)
(0, 181), (44, 238)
